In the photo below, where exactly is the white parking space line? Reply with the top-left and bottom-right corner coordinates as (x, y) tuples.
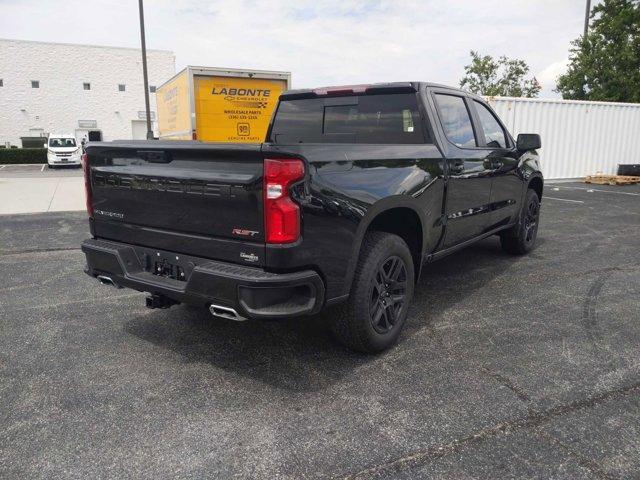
(0, 163), (83, 179)
(0, 164), (43, 171)
(556, 186), (640, 196)
(544, 196), (585, 204)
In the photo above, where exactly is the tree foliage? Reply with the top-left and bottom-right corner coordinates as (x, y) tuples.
(556, 0), (640, 102)
(459, 51), (541, 98)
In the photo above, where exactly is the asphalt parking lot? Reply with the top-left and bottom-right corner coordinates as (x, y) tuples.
(1, 181), (639, 479)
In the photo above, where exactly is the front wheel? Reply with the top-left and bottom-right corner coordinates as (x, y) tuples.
(331, 232), (415, 353)
(500, 189), (540, 254)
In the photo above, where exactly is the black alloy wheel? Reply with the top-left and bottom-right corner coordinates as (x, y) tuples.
(370, 255), (408, 334)
(523, 197), (539, 244)
(330, 231), (415, 353)
(500, 188), (540, 254)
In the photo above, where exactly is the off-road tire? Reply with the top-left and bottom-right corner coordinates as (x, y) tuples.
(500, 188), (540, 255)
(331, 232), (415, 353)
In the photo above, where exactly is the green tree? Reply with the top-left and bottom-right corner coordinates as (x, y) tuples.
(556, 0), (640, 102)
(460, 51), (541, 97)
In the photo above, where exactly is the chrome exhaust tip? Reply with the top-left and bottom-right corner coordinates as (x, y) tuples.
(97, 275), (114, 286)
(96, 275), (121, 288)
(209, 304), (247, 322)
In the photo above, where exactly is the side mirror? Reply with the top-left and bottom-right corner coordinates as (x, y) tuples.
(517, 133), (541, 151)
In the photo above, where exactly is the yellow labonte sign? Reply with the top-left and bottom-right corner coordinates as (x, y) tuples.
(156, 70), (191, 140)
(194, 75), (286, 143)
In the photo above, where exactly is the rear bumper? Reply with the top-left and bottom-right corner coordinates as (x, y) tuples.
(48, 159), (81, 165)
(47, 153), (81, 165)
(81, 238), (325, 319)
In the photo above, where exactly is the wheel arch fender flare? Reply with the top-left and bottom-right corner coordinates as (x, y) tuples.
(525, 173), (544, 203)
(340, 196), (427, 297)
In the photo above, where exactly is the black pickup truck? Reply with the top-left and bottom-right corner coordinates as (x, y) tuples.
(81, 82), (542, 352)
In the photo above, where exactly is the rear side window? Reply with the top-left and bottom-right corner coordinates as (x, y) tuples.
(270, 94), (428, 144)
(473, 101), (507, 148)
(269, 98), (324, 143)
(434, 94), (476, 148)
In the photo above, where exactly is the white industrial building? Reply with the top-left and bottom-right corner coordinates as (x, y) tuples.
(0, 38), (175, 146)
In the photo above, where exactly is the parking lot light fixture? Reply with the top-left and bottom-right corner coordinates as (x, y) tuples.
(138, 0), (153, 140)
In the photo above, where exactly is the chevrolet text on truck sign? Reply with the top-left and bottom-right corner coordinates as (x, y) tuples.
(156, 66), (290, 143)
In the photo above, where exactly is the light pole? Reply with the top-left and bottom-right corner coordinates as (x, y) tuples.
(583, 0), (592, 40)
(138, 0), (153, 139)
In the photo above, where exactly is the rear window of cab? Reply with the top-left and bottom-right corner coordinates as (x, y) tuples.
(270, 93), (430, 144)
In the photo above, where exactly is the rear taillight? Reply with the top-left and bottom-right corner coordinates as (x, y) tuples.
(264, 158), (304, 244)
(82, 153), (93, 217)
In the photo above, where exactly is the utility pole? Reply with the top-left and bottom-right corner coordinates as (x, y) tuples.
(138, 0), (154, 139)
(583, 0), (592, 40)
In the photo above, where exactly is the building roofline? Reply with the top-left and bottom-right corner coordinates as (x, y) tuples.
(0, 37), (174, 54)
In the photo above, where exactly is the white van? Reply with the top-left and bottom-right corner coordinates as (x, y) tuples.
(47, 134), (82, 168)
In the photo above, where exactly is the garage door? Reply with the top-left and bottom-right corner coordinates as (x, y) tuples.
(131, 120), (147, 140)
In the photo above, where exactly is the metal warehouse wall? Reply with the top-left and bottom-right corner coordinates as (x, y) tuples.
(486, 97), (640, 179)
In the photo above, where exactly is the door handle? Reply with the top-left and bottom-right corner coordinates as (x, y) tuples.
(450, 161), (464, 175)
(138, 150), (172, 163)
(485, 159), (503, 170)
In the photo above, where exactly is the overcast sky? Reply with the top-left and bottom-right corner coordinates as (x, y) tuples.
(1, 0), (594, 97)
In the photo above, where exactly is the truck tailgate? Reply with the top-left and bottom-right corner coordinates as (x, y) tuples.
(85, 141), (265, 266)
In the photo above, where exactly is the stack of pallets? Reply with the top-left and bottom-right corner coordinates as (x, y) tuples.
(584, 174), (640, 185)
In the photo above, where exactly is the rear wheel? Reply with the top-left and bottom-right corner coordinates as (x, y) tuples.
(500, 188), (540, 254)
(331, 232), (414, 353)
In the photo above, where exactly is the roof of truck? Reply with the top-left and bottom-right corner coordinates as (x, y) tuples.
(280, 82), (474, 100)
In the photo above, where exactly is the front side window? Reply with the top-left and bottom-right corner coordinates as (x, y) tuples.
(83, 82), (91, 90)
(118, 84), (126, 92)
(474, 101), (507, 148)
(270, 93), (427, 144)
(434, 94), (476, 148)
(49, 138), (77, 148)
(31, 80), (40, 88)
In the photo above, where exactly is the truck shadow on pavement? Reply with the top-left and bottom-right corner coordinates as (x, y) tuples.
(124, 237), (523, 392)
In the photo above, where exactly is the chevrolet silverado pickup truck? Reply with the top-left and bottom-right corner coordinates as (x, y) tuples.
(81, 82), (543, 353)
